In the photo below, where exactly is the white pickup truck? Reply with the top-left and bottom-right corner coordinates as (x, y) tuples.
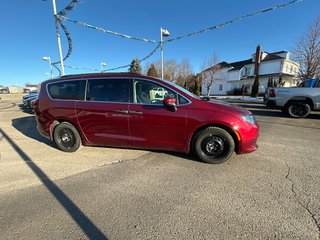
(266, 79), (320, 118)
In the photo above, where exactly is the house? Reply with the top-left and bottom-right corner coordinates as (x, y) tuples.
(201, 45), (300, 95)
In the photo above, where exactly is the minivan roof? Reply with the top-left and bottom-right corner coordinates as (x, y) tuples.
(58, 72), (148, 80)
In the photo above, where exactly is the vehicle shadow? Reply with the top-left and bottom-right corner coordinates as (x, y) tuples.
(151, 150), (200, 163)
(18, 103), (34, 115)
(0, 128), (108, 240)
(12, 116), (54, 147)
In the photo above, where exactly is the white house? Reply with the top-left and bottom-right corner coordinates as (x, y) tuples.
(201, 45), (300, 95)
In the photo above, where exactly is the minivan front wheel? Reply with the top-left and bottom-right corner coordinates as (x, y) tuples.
(193, 127), (235, 164)
(53, 122), (81, 152)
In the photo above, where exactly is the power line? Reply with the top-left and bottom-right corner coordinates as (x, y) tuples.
(50, 0), (81, 75)
(164, 0), (303, 43)
(52, 0), (303, 73)
(60, 16), (158, 43)
(58, 0), (303, 45)
(105, 43), (161, 71)
(64, 43), (162, 72)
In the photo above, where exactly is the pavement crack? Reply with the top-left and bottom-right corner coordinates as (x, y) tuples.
(285, 162), (320, 238)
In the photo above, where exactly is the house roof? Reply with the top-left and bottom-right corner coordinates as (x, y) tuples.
(261, 53), (283, 62)
(201, 50), (288, 73)
(228, 59), (253, 71)
(269, 51), (287, 54)
(202, 61), (232, 72)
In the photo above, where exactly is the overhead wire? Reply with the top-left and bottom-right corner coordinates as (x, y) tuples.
(164, 0), (303, 43)
(60, 16), (158, 43)
(51, 0), (303, 73)
(51, 0), (80, 75)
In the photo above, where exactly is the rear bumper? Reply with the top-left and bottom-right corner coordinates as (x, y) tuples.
(265, 100), (276, 107)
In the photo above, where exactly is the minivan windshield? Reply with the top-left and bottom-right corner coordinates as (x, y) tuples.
(160, 78), (201, 100)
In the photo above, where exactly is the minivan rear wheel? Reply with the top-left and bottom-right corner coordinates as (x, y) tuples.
(53, 122), (81, 152)
(193, 127), (235, 164)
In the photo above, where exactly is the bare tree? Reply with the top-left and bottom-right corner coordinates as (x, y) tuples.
(178, 59), (193, 78)
(175, 59), (194, 86)
(165, 60), (180, 82)
(292, 17), (320, 79)
(151, 60), (179, 81)
(151, 59), (194, 85)
(201, 52), (221, 96)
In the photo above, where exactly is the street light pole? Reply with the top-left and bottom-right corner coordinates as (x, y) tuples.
(42, 56), (53, 79)
(52, 0), (65, 75)
(160, 27), (170, 79)
(100, 62), (107, 72)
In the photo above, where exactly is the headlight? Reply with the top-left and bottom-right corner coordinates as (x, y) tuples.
(239, 114), (256, 125)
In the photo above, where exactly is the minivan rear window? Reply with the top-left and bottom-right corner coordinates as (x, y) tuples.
(48, 80), (85, 100)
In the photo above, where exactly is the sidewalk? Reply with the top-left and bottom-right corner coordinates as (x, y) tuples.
(204, 95), (264, 102)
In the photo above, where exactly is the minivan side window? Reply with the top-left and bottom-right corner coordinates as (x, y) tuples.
(134, 80), (180, 105)
(86, 78), (131, 103)
(48, 80), (85, 100)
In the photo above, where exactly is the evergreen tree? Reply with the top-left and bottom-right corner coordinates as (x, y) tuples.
(267, 78), (271, 87)
(147, 64), (159, 77)
(129, 58), (142, 74)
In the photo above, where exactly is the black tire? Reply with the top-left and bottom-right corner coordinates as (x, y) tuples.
(286, 101), (311, 118)
(193, 127), (235, 164)
(53, 122), (81, 152)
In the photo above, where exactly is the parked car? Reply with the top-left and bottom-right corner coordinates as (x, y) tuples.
(298, 78), (318, 88)
(0, 88), (9, 94)
(34, 73), (259, 164)
(22, 93), (38, 109)
(29, 98), (38, 110)
(265, 79), (320, 118)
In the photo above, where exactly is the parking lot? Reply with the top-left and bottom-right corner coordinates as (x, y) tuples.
(1, 93), (320, 239)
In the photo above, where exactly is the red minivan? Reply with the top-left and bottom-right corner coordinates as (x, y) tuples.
(34, 73), (259, 163)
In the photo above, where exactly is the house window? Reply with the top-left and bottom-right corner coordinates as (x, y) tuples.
(246, 67), (251, 76)
(219, 84), (223, 91)
(241, 67), (251, 77)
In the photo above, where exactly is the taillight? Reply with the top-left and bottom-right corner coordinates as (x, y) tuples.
(33, 99), (39, 108)
(269, 89), (275, 97)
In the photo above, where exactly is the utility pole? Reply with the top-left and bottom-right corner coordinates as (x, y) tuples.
(160, 28), (170, 79)
(52, 0), (65, 75)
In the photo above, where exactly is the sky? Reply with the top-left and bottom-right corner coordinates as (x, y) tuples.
(0, 0), (319, 87)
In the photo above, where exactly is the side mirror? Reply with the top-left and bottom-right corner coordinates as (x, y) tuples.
(163, 97), (177, 112)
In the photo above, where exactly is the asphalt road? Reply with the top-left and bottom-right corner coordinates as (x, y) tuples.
(0, 94), (320, 239)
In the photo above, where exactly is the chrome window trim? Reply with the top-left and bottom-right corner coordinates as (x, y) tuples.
(46, 76), (192, 106)
(46, 79), (86, 102)
(132, 78), (191, 106)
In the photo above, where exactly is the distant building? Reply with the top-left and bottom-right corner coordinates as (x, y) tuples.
(201, 45), (300, 95)
(8, 86), (23, 93)
(23, 84), (39, 93)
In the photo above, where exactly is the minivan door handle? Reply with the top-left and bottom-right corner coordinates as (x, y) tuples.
(114, 110), (129, 114)
(128, 111), (143, 115)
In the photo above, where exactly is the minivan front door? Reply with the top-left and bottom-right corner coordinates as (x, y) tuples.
(128, 79), (188, 152)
